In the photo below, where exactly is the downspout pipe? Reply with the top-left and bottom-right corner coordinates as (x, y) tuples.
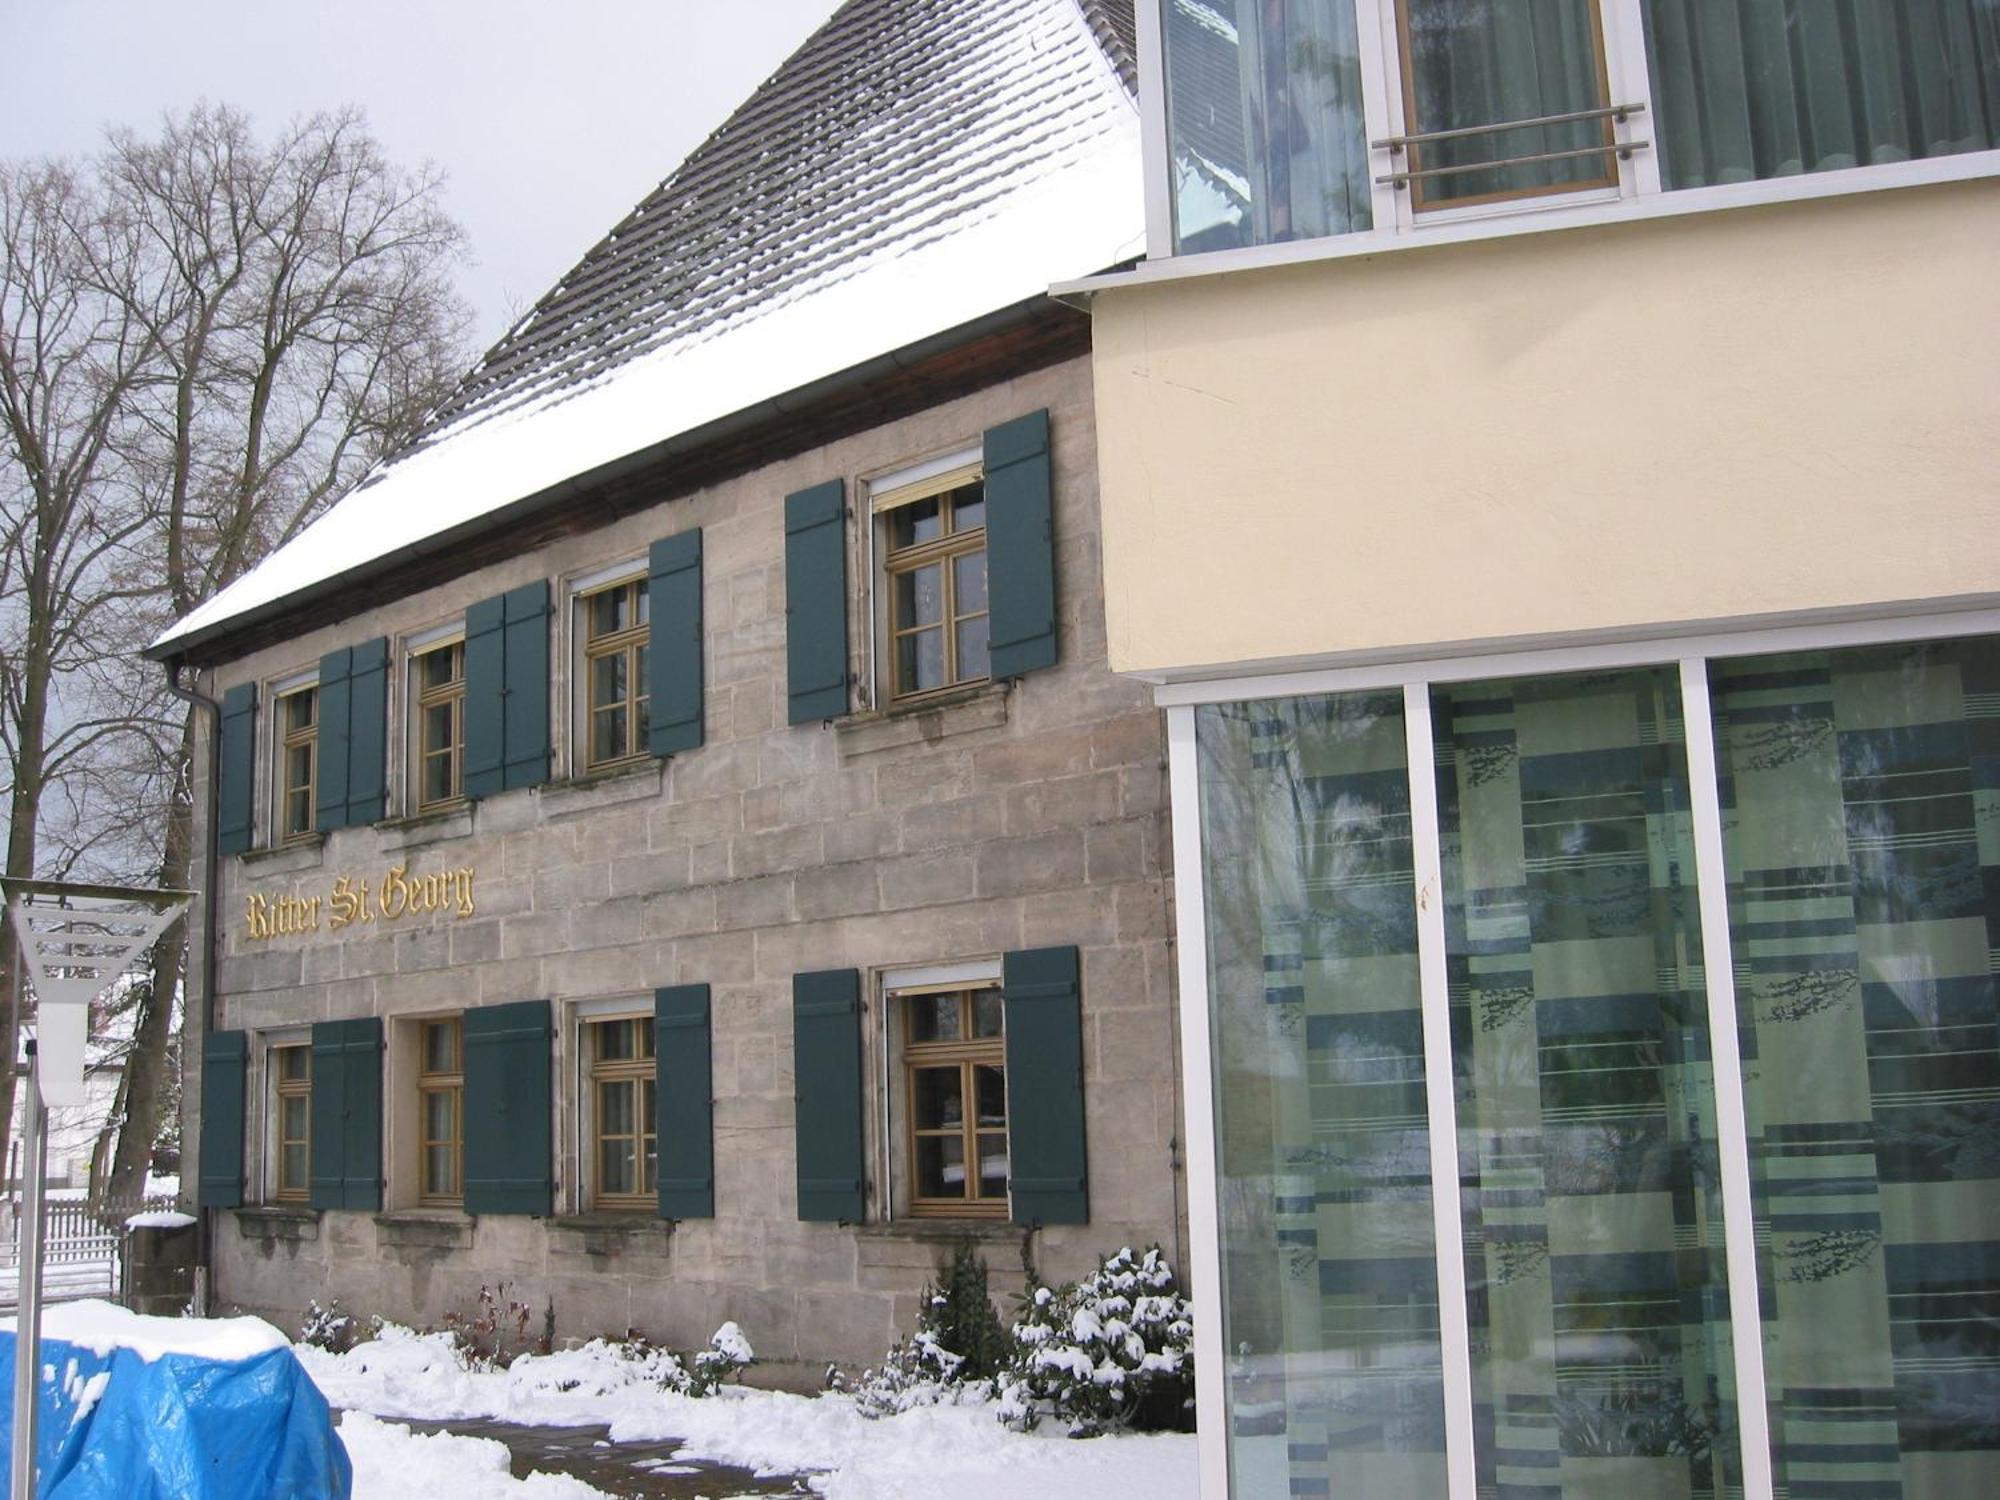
(163, 655), (220, 1306)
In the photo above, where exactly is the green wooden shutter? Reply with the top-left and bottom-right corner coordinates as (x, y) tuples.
(793, 968), (864, 1222)
(196, 1029), (247, 1208)
(984, 409), (1059, 678)
(343, 637), (389, 825)
(1003, 945), (1088, 1225)
(463, 583), (550, 797)
(784, 480), (849, 724)
(501, 582), (552, 790)
(310, 1017), (381, 1211)
(463, 593), (507, 798)
(648, 529), (704, 756)
(216, 683), (257, 856)
(315, 638), (389, 831)
(655, 983), (714, 1219)
(463, 1000), (553, 1215)
(315, 645), (353, 832)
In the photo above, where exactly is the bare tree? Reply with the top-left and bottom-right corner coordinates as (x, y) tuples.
(0, 104), (470, 1192)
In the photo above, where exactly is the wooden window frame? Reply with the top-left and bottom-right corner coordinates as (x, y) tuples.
(586, 1014), (657, 1213)
(898, 982), (1007, 1220)
(412, 638), (466, 812)
(272, 1043), (311, 1203)
(579, 576), (650, 772)
(876, 465), (990, 704)
(417, 1016), (463, 1207)
(276, 683), (318, 844)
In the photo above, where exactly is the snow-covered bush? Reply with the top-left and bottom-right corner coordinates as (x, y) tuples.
(685, 1320), (755, 1395)
(996, 1245), (1195, 1437)
(298, 1299), (360, 1353)
(851, 1239), (1007, 1418)
(507, 1321), (751, 1397)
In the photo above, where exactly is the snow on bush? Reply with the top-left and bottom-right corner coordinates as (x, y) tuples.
(996, 1245), (1194, 1438)
(299, 1299), (360, 1354)
(850, 1240), (1007, 1418)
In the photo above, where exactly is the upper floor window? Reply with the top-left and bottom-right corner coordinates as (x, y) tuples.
(1159, 0), (2000, 253)
(413, 639), (466, 811)
(580, 576), (649, 771)
(276, 683), (318, 843)
(876, 465), (991, 702)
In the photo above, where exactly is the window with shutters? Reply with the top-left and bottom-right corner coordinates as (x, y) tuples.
(417, 1017), (463, 1205)
(586, 1014), (657, 1211)
(873, 460), (991, 703)
(271, 1043), (312, 1203)
(275, 681), (318, 843)
(411, 638), (465, 811)
(891, 976), (1008, 1219)
(577, 575), (650, 771)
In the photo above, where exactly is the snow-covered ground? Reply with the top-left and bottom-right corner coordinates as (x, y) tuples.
(306, 1324), (1197, 1499)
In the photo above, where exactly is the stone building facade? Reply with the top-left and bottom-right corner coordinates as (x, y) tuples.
(152, 0), (1175, 1385)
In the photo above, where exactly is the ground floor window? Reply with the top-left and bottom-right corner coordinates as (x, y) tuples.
(1189, 631), (2000, 1500)
(271, 1042), (311, 1202)
(588, 1014), (656, 1210)
(418, 1016), (463, 1205)
(897, 981), (1009, 1218)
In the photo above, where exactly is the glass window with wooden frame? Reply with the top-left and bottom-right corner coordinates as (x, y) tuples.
(413, 639), (465, 811)
(276, 684), (317, 843)
(900, 984), (1007, 1217)
(272, 1044), (311, 1203)
(588, 1015), (656, 1211)
(417, 1017), (462, 1205)
(581, 577), (649, 771)
(877, 467), (990, 702)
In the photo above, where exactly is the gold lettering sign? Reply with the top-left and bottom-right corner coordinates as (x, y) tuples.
(243, 861), (476, 942)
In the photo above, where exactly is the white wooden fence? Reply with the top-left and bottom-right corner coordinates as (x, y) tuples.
(0, 1194), (180, 1309)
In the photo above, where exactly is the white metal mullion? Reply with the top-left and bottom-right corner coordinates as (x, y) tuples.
(1677, 658), (1776, 1500)
(1355, 0), (1408, 232)
(1135, 0), (1174, 256)
(1600, 0), (1664, 197)
(1163, 704), (1233, 1500)
(1403, 683), (1479, 1500)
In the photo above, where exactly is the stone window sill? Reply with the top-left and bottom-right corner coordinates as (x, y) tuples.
(373, 1210), (473, 1250)
(549, 1214), (673, 1256)
(233, 1205), (320, 1242)
(538, 759), (664, 819)
(376, 804), (474, 851)
(855, 1217), (1024, 1245)
(835, 682), (1011, 760)
(239, 837), (326, 875)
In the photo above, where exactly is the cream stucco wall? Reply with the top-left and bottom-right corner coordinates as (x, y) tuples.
(1091, 178), (2000, 679)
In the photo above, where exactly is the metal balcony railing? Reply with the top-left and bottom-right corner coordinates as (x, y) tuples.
(1372, 102), (1649, 189)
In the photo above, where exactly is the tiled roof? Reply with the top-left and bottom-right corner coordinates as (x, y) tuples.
(412, 0), (1136, 455)
(154, 0), (1141, 655)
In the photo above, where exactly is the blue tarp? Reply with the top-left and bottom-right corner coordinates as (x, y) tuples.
(0, 1330), (350, 1499)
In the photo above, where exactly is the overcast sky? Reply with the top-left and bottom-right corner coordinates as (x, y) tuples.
(1, 0), (846, 347)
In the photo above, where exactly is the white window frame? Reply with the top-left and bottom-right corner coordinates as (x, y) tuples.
(1163, 602), (2000, 1500)
(258, 1027), (313, 1205)
(1135, 0), (2000, 273)
(874, 957), (1004, 1222)
(564, 559), (648, 779)
(862, 444), (984, 710)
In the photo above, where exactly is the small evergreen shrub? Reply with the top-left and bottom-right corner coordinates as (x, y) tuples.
(996, 1245), (1195, 1437)
(298, 1299), (359, 1354)
(853, 1238), (1008, 1418)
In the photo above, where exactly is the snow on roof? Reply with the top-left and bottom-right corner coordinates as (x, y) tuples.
(153, 0), (1141, 657)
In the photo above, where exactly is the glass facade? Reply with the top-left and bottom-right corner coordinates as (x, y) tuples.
(1193, 640), (2000, 1498)
(1160, 0), (2000, 253)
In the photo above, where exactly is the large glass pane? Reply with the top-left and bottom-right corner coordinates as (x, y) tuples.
(1400, 0), (1614, 210)
(1645, 1), (2000, 191)
(1434, 667), (1740, 1498)
(1163, 0), (1373, 253)
(1712, 639), (2000, 1496)
(1197, 693), (1446, 1498)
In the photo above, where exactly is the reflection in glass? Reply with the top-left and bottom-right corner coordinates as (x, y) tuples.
(1433, 667), (1739, 1497)
(1197, 693), (1445, 1497)
(917, 1134), (964, 1197)
(1712, 639), (2000, 1494)
(1163, 0), (1372, 252)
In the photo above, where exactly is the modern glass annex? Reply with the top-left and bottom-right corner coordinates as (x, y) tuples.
(1172, 623), (2000, 1499)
